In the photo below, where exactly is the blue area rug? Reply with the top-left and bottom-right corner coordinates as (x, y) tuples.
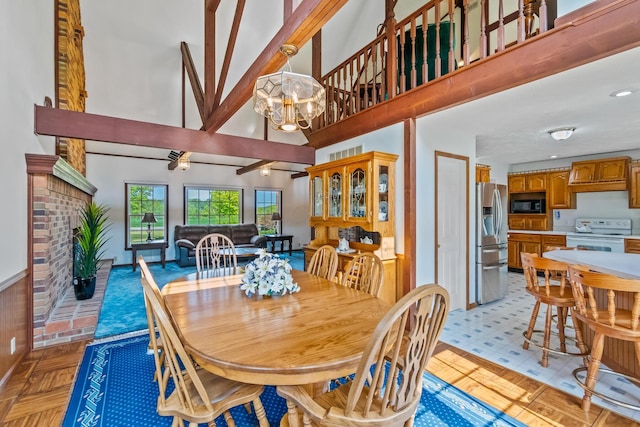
(95, 251), (306, 338)
(63, 335), (527, 427)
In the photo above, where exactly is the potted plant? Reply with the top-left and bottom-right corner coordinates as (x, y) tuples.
(73, 202), (110, 300)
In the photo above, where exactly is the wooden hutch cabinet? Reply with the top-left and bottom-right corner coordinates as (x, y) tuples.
(305, 151), (399, 305)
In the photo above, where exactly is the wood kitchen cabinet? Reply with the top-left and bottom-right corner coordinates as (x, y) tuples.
(569, 156), (629, 191)
(629, 162), (640, 208)
(547, 170), (575, 209)
(507, 233), (542, 269)
(508, 214), (548, 231)
(508, 173), (547, 193)
(508, 233), (565, 269)
(476, 164), (491, 183)
(625, 239), (640, 254)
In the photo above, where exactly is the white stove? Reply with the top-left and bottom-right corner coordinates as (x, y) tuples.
(565, 218), (631, 252)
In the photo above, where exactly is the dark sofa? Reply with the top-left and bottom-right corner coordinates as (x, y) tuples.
(174, 224), (267, 267)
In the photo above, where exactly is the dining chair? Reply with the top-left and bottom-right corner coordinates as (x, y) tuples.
(567, 265), (640, 413)
(140, 265), (269, 427)
(195, 233), (238, 276)
(138, 257), (167, 383)
(277, 284), (449, 427)
(306, 245), (339, 282)
(520, 252), (589, 368)
(341, 252), (383, 297)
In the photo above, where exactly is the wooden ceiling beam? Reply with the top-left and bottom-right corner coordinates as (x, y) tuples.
(236, 159), (273, 175)
(204, 0), (348, 133)
(204, 3), (216, 118)
(214, 0), (245, 108)
(306, 0), (640, 149)
(34, 106), (315, 164)
(180, 42), (206, 123)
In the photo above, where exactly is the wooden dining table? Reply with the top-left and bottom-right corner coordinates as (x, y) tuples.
(162, 269), (392, 387)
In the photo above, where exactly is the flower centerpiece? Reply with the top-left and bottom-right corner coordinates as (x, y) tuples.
(240, 249), (300, 297)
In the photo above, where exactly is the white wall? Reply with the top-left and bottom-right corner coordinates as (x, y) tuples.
(415, 120), (477, 303)
(1, 2), (55, 282)
(87, 154), (310, 266)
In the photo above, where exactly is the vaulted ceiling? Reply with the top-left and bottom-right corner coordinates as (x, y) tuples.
(56, 0), (640, 172)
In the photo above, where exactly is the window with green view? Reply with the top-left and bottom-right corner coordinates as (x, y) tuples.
(255, 189), (281, 235)
(185, 187), (242, 225)
(126, 184), (168, 246)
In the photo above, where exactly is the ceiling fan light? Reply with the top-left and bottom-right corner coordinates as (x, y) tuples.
(548, 127), (575, 141)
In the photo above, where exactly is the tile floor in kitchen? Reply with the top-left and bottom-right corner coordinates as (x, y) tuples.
(439, 271), (640, 422)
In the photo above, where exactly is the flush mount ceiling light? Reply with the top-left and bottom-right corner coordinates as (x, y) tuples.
(548, 127), (576, 141)
(609, 88), (638, 97)
(253, 44), (326, 132)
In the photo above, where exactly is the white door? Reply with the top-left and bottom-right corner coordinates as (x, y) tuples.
(435, 152), (468, 311)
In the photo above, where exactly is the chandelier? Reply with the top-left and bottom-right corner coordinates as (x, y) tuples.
(253, 44), (326, 132)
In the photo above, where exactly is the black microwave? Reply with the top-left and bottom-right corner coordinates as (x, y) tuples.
(510, 199), (545, 214)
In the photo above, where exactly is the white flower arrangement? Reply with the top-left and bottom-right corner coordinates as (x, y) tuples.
(240, 249), (300, 297)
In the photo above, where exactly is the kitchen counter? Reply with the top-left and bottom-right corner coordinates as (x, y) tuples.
(543, 249), (640, 279)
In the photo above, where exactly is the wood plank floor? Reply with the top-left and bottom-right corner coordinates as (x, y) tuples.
(0, 339), (637, 426)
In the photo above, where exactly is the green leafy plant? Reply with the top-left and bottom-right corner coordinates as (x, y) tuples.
(75, 202), (110, 279)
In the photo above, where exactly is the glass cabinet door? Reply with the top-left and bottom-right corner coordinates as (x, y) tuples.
(311, 174), (324, 218)
(378, 165), (389, 223)
(328, 171), (342, 219)
(349, 167), (367, 219)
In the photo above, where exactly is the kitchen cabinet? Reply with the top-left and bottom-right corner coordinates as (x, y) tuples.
(547, 170), (575, 209)
(629, 162), (640, 208)
(507, 233), (542, 269)
(507, 233), (565, 269)
(508, 214), (548, 231)
(568, 156), (629, 192)
(508, 173), (547, 193)
(476, 164), (491, 183)
(306, 151), (398, 236)
(624, 239), (640, 254)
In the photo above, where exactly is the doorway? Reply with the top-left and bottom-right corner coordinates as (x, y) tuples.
(434, 151), (469, 311)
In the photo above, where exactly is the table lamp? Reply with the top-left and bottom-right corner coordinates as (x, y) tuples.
(271, 212), (282, 234)
(142, 212), (157, 242)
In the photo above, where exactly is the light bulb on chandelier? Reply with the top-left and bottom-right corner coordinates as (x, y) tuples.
(253, 44), (326, 132)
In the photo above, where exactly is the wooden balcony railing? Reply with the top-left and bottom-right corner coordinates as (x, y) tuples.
(317, 0), (548, 129)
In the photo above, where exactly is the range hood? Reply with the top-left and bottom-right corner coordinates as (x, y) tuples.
(568, 156), (630, 192)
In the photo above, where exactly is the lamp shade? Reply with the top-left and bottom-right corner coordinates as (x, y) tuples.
(142, 213), (157, 223)
(271, 212), (282, 221)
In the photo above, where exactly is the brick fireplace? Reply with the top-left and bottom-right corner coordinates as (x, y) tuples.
(26, 154), (105, 348)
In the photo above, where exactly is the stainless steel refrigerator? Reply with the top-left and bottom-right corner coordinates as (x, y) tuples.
(476, 183), (508, 304)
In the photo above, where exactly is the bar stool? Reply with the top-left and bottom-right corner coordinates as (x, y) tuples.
(520, 253), (589, 368)
(567, 265), (640, 412)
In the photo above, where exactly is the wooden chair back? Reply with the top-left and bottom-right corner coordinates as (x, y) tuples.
(195, 233), (238, 275)
(341, 252), (384, 297)
(543, 245), (590, 252)
(306, 245), (338, 282)
(138, 257), (167, 382)
(568, 265), (640, 336)
(521, 252), (570, 297)
(278, 284), (449, 426)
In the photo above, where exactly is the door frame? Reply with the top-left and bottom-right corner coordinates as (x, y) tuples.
(434, 151), (471, 309)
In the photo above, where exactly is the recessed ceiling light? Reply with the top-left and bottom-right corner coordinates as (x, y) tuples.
(609, 88), (638, 97)
(549, 155), (558, 159)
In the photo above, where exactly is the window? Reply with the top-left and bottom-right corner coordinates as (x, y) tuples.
(255, 189), (281, 235)
(185, 187), (242, 225)
(126, 183), (168, 246)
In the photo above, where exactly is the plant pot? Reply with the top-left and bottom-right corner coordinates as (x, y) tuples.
(74, 276), (96, 300)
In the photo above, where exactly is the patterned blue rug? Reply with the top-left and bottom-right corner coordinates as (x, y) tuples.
(63, 335), (527, 427)
(95, 251), (306, 338)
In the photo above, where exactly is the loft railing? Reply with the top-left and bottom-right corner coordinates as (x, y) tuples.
(318, 0), (548, 128)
